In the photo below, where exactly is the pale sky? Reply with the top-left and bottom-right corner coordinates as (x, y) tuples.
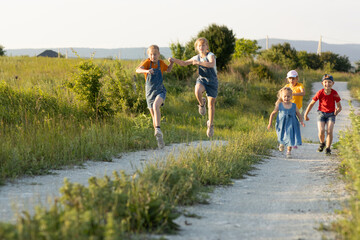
(1, 0), (360, 49)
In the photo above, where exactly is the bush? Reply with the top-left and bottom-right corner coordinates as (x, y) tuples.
(248, 64), (273, 83)
(105, 61), (147, 114)
(169, 42), (196, 81)
(69, 59), (110, 118)
(259, 42), (299, 69)
(233, 38), (261, 60)
(0, 45), (5, 56)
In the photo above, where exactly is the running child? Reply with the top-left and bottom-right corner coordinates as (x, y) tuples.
(267, 87), (305, 157)
(284, 70), (305, 112)
(136, 45), (174, 149)
(303, 74), (342, 155)
(170, 37), (218, 137)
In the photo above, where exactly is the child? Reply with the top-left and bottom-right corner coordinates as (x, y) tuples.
(303, 74), (342, 155)
(267, 87), (305, 157)
(136, 45), (174, 149)
(284, 70), (305, 113)
(170, 37), (218, 138)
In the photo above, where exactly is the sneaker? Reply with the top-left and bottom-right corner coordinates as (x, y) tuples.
(279, 144), (284, 152)
(206, 120), (214, 138)
(154, 128), (165, 149)
(325, 148), (331, 156)
(198, 97), (206, 116)
(317, 143), (325, 152)
(293, 146), (298, 149)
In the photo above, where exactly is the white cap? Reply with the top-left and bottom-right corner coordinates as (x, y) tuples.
(286, 70), (298, 78)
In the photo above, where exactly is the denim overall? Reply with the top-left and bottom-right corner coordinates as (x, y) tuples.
(145, 60), (166, 109)
(196, 53), (218, 98)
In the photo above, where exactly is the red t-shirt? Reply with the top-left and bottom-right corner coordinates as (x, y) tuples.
(312, 89), (341, 113)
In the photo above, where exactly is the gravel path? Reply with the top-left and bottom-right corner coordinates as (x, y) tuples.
(0, 81), (357, 240)
(162, 81), (356, 240)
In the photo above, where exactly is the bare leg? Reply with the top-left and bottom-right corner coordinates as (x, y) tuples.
(317, 121), (326, 143)
(325, 121), (335, 148)
(207, 97), (216, 125)
(195, 83), (206, 105)
(151, 96), (164, 129)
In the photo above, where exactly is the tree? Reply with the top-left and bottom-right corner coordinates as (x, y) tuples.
(0, 45), (5, 56)
(259, 42), (299, 69)
(320, 52), (352, 72)
(355, 61), (360, 73)
(297, 51), (322, 70)
(193, 24), (236, 71)
(233, 38), (261, 60)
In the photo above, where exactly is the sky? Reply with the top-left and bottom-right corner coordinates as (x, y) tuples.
(1, 0), (360, 49)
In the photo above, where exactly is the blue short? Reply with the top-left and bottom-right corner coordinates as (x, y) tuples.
(317, 110), (336, 123)
(196, 77), (218, 98)
(146, 92), (166, 109)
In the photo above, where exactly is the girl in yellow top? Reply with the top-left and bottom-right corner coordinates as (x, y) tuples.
(284, 70), (305, 113)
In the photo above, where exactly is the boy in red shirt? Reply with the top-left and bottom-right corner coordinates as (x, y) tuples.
(303, 74), (342, 155)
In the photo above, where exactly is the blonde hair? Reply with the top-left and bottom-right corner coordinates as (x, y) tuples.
(147, 45), (160, 55)
(276, 87), (293, 105)
(194, 37), (209, 53)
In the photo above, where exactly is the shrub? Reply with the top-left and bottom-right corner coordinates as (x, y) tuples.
(248, 64), (273, 83)
(233, 38), (261, 60)
(105, 61), (147, 114)
(259, 42), (299, 69)
(169, 42), (196, 81)
(69, 59), (110, 118)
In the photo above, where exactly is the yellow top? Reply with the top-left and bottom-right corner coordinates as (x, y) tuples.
(285, 82), (304, 109)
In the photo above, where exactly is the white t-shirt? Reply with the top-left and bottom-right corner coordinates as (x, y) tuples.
(191, 52), (217, 75)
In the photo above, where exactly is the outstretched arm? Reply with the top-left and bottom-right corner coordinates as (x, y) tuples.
(172, 57), (193, 66)
(303, 100), (316, 121)
(166, 58), (174, 73)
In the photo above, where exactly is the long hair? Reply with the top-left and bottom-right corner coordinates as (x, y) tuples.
(275, 87), (293, 105)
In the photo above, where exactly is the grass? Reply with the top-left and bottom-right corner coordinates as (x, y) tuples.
(0, 55), (348, 239)
(332, 73), (360, 240)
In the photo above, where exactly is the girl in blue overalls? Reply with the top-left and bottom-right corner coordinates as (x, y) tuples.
(171, 38), (218, 138)
(136, 45), (174, 149)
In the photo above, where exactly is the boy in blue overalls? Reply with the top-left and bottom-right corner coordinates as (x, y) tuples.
(136, 45), (174, 149)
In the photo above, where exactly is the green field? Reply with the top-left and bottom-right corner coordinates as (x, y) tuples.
(0, 55), (358, 239)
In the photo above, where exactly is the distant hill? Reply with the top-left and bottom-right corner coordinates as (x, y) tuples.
(257, 38), (360, 64)
(5, 39), (360, 64)
(5, 47), (172, 60)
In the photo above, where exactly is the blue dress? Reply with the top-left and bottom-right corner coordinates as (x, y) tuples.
(276, 103), (302, 147)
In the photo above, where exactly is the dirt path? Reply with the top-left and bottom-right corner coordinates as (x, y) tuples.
(0, 82), (357, 240)
(162, 81), (356, 240)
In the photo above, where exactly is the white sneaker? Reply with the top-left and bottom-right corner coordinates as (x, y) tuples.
(279, 144), (284, 152)
(154, 128), (165, 149)
(198, 97), (206, 116)
(206, 120), (214, 138)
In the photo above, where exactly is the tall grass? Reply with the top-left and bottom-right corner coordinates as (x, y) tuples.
(332, 74), (360, 239)
(0, 125), (274, 239)
(0, 56), (283, 182)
